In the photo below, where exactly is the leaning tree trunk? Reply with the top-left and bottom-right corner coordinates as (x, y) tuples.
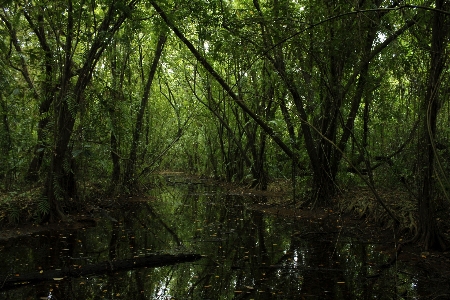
(415, 0), (448, 251)
(124, 34), (166, 191)
(150, 0), (295, 160)
(0, 254), (202, 291)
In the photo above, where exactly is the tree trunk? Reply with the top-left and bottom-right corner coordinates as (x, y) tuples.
(150, 0), (295, 162)
(251, 131), (269, 190)
(310, 161), (336, 207)
(415, 0), (448, 251)
(110, 127), (121, 188)
(124, 34), (166, 191)
(43, 1), (135, 222)
(0, 94), (13, 187)
(108, 58), (121, 192)
(3, 9), (55, 182)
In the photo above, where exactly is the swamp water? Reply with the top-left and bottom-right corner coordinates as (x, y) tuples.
(0, 176), (426, 299)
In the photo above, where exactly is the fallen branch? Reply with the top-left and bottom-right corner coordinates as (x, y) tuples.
(0, 253), (202, 290)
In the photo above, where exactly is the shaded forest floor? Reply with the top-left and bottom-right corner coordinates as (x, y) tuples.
(1, 173), (450, 298)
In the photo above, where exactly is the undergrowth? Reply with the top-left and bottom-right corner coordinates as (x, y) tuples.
(0, 188), (42, 225)
(338, 186), (417, 233)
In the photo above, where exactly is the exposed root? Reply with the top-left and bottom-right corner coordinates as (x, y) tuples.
(338, 187), (415, 232)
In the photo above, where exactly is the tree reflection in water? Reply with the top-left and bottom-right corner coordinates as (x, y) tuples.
(0, 180), (422, 299)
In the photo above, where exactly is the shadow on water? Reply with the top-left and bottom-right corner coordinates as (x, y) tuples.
(0, 176), (426, 299)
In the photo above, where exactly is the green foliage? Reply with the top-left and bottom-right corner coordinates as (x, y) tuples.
(65, 92), (78, 119)
(0, 192), (19, 223)
(52, 175), (65, 201)
(7, 203), (20, 224)
(36, 196), (50, 219)
(0, 0), (448, 227)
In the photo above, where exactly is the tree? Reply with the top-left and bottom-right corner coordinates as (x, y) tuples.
(149, 0), (296, 180)
(415, 0), (448, 250)
(151, 0), (421, 207)
(1, 0), (449, 245)
(124, 33), (167, 190)
(41, 0), (137, 221)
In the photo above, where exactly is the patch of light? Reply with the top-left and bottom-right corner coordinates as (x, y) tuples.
(377, 32), (387, 44)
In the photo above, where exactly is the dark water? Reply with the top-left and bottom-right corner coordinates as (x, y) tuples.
(0, 177), (426, 299)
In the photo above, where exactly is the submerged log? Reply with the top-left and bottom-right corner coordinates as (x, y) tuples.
(0, 253), (202, 290)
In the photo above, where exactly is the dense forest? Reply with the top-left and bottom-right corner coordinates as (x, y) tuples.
(0, 0), (449, 250)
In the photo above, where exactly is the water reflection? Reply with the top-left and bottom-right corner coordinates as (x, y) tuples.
(0, 178), (421, 299)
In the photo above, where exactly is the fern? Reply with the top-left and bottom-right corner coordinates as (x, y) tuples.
(65, 91), (78, 118)
(37, 197), (50, 217)
(53, 176), (64, 201)
(62, 157), (71, 174)
(38, 110), (51, 122)
(45, 118), (55, 131)
(7, 204), (20, 224)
